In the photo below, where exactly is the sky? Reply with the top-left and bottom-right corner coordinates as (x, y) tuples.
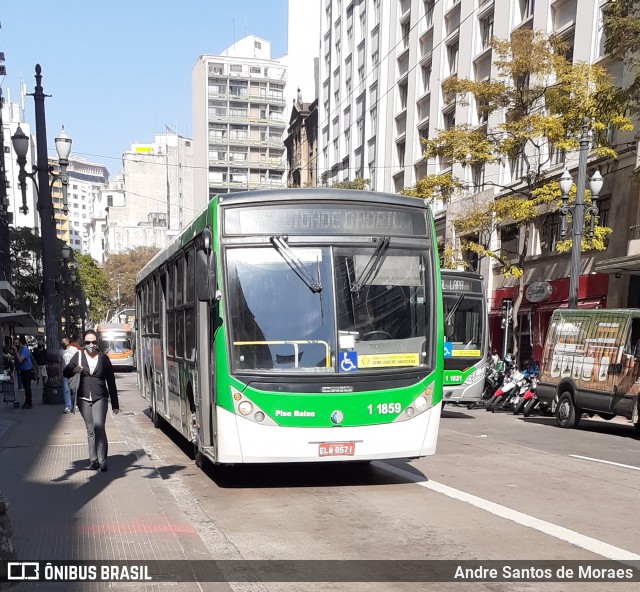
(0, 0), (288, 177)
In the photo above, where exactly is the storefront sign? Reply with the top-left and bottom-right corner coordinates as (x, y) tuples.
(525, 281), (553, 303)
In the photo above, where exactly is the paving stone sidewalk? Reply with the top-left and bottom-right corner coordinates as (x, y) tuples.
(0, 381), (231, 592)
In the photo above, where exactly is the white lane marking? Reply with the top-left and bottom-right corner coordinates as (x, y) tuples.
(375, 461), (640, 562)
(570, 454), (640, 472)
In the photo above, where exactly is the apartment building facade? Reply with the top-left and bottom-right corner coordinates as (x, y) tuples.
(103, 133), (194, 258)
(49, 157), (109, 253)
(192, 35), (287, 212)
(319, 0), (639, 360)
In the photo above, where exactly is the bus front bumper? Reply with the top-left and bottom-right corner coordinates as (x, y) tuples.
(443, 376), (485, 404)
(214, 404), (441, 463)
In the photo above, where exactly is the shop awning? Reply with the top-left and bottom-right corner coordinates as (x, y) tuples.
(0, 311), (44, 335)
(594, 254), (640, 275)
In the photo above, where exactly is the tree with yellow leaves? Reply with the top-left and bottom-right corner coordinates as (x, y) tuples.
(405, 29), (631, 355)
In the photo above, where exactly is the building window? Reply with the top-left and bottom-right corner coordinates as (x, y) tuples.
(230, 64), (242, 73)
(500, 224), (519, 261)
(250, 66), (261, 74)
(473, 164), (485, 191)
(401, 20), (410, 49)
(370, 106), (377, 130)
(421, 63), (431, 93)
(444, 111), (456, 130)
(447, 42), (459, 76)
(255, 41), (262, 49)
(424, 0), (435, 26)
(519, 0), (535, 21)
(399, 82), (408, 111)
(397, 141), (406, 168)
(480, 12), (494, 50)
(541, 212), (560, 254)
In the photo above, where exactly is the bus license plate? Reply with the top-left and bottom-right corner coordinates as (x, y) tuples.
(318, 442), (355, 457)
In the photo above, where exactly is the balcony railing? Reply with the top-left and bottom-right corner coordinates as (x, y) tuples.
(207, 90), (286, 105)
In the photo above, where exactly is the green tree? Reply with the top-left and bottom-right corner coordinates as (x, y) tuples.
(604, 0), (640, 114)
(331, 178), (370, 190)
(406, 30), (631, 355)
(103, 246), (160, 309)
(9, 227), (43, 320)
(74, 253), (112, 325)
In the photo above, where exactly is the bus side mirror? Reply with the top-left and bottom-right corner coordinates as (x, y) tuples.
(196, 249), (217, 303)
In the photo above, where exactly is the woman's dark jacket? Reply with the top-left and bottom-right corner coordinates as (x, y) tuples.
(63, 351), (119, 410)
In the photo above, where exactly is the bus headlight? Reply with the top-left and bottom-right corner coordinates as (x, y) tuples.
(396, 389), (433, 422)
(254, 411), (265, 422)
(415, 395), (429, 411)
(238, 401), (253, 416)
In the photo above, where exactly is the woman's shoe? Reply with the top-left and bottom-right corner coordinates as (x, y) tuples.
(87, 461), (99, 470)
(99, 463), (108, 472)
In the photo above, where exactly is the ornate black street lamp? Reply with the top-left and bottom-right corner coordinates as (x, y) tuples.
(558, 124), (604, 309)
(11, 65), (72, 403)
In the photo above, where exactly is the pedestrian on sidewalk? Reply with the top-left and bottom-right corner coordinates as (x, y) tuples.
(58, 337), (78, 414)
(32, 342), (48, 385)
(63, 329), (120, 472)
(11, 336), (33, 409)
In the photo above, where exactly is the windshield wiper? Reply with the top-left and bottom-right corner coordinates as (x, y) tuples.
(351, 236), (390, 293)
(445, 293), (465, 325)
(270, 236), (322, 293)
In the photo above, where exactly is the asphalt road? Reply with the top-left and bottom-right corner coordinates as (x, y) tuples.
(112, 372), (640, 591)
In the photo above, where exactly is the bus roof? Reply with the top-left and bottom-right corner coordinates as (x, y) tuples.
(136, 188), (434, 284)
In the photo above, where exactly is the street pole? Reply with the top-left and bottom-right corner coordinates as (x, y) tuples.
(32, 65), (62, 400)
(568, 119), (590, 309)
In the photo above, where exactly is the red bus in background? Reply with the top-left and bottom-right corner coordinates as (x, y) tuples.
(96, 322), (136, 371)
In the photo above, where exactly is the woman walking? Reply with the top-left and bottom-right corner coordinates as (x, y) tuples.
(63, 329), (120, 472)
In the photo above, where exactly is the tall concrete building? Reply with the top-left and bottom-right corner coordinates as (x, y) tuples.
(192, 35), (287, 212)
(50, 156), (109, 253)
(318, 0), (638, 360)
(104, 132), (194, 258)
(284, 0), (321, 109)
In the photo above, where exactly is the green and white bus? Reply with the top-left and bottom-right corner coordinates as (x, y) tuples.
(136, 189), (444, 464)
(441, 270), (488, 406)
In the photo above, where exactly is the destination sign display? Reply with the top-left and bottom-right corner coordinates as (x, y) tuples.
(441, 277), (483, 294)
(224, 205), (427, 237)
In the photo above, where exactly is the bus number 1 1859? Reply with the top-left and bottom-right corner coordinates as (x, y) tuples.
(368, 403), (402, 414)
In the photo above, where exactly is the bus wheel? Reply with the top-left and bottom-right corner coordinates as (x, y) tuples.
(556, 392), (581, 429)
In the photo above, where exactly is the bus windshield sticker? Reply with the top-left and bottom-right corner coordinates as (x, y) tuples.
(358, 353), (421, 368)
(339, 351), (358, 372)
(452, 349), (481, 357)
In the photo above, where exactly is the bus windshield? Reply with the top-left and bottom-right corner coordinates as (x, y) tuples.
(227, 245), (431, 373)
(443, 294), (483, 356)
(99, 337), (133, 353)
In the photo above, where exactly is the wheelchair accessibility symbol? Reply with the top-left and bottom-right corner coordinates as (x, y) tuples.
(443, 342), (453, 357)
(339, 351), (358, 373)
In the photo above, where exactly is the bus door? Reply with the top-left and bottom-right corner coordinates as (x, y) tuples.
(156, 271), (169, 419)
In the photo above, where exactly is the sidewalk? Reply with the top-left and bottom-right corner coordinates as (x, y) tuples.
(0, 381), (231, 591)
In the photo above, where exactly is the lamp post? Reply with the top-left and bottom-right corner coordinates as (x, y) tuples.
(83, 298), (90, 335)
(10, 65), (72, 404)
(558, 121), (604, 309)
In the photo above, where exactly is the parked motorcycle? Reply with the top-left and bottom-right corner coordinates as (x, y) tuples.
(490, 370), (528, 412)
(485, 354), (516, 411)
(514, 375), (537, 415)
